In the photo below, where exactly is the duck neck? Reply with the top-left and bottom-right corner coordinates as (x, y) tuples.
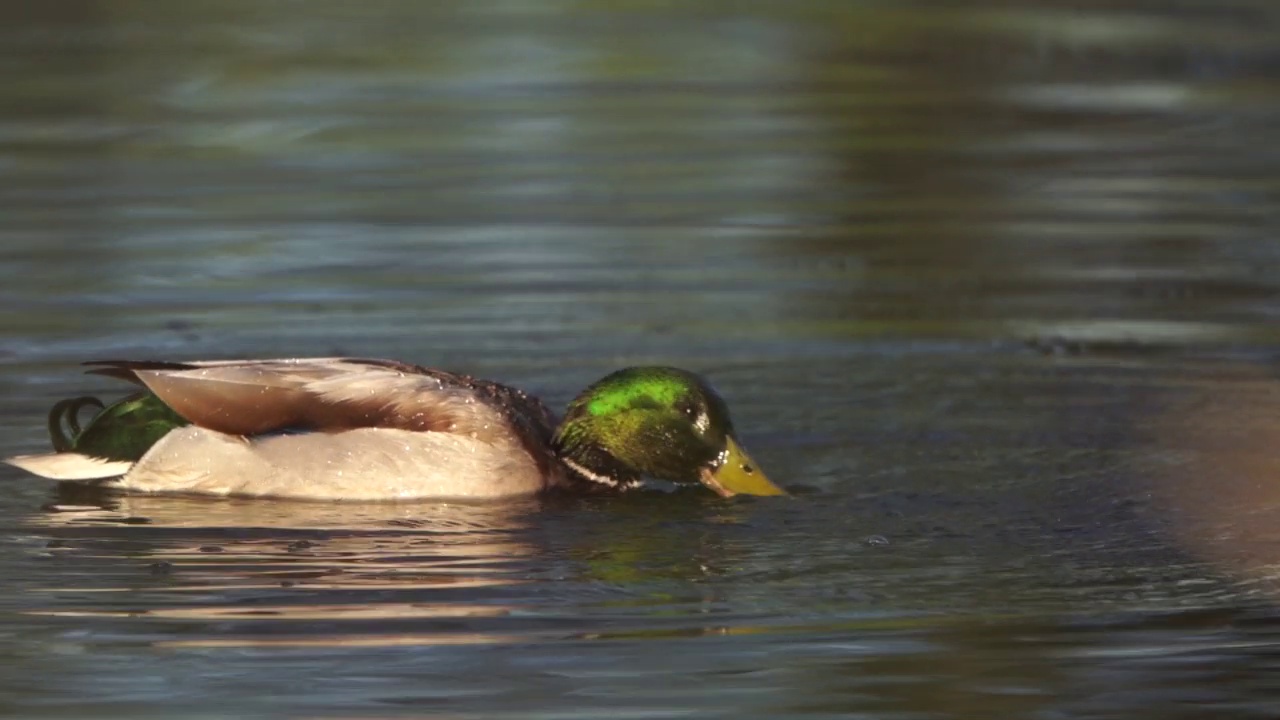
(559, 455), (642, 492)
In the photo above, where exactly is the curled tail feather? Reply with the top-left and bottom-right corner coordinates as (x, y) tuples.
(5, 389), (188, 482)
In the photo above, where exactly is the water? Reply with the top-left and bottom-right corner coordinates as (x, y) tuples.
(3, 1), (1280, 717)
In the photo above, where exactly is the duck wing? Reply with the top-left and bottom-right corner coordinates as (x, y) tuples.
(82, 358), (559, 450)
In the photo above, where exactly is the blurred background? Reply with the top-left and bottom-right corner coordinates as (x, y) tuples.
(2, 1), (1280, 718)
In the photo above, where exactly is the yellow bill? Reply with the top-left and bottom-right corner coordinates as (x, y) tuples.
(700, 436), (787, 497)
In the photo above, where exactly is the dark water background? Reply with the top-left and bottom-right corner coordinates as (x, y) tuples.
(3, 1), (1280, 717)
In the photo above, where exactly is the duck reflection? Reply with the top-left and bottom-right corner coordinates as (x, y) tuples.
(25, 483), (546, 648)
(21, 483), (766, 649)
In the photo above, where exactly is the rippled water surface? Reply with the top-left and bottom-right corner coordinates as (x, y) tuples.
(4, 2), (1280, 718)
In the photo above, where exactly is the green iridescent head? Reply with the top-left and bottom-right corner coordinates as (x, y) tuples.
(552, 367), (785, 497)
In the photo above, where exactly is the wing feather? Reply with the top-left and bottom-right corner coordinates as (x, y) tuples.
(85, 358), (517, 440)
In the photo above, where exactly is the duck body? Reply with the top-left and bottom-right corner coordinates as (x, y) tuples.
(6, 358), (784, 501)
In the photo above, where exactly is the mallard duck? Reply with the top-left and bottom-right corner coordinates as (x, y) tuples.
(4, 358), (785, 500)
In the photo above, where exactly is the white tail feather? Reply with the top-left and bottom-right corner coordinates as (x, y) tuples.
(4, 453), (132, 481)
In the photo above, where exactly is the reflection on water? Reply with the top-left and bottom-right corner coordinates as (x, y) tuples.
(1146, 368), (1280, 595)
(8, 409), (1280, 718)
(21, 494), (541, 649)
(2, 0), (1280, 718)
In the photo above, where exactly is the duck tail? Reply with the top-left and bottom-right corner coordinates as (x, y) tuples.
(4, 452), (133, 480)
(6, 388), (189, 481)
